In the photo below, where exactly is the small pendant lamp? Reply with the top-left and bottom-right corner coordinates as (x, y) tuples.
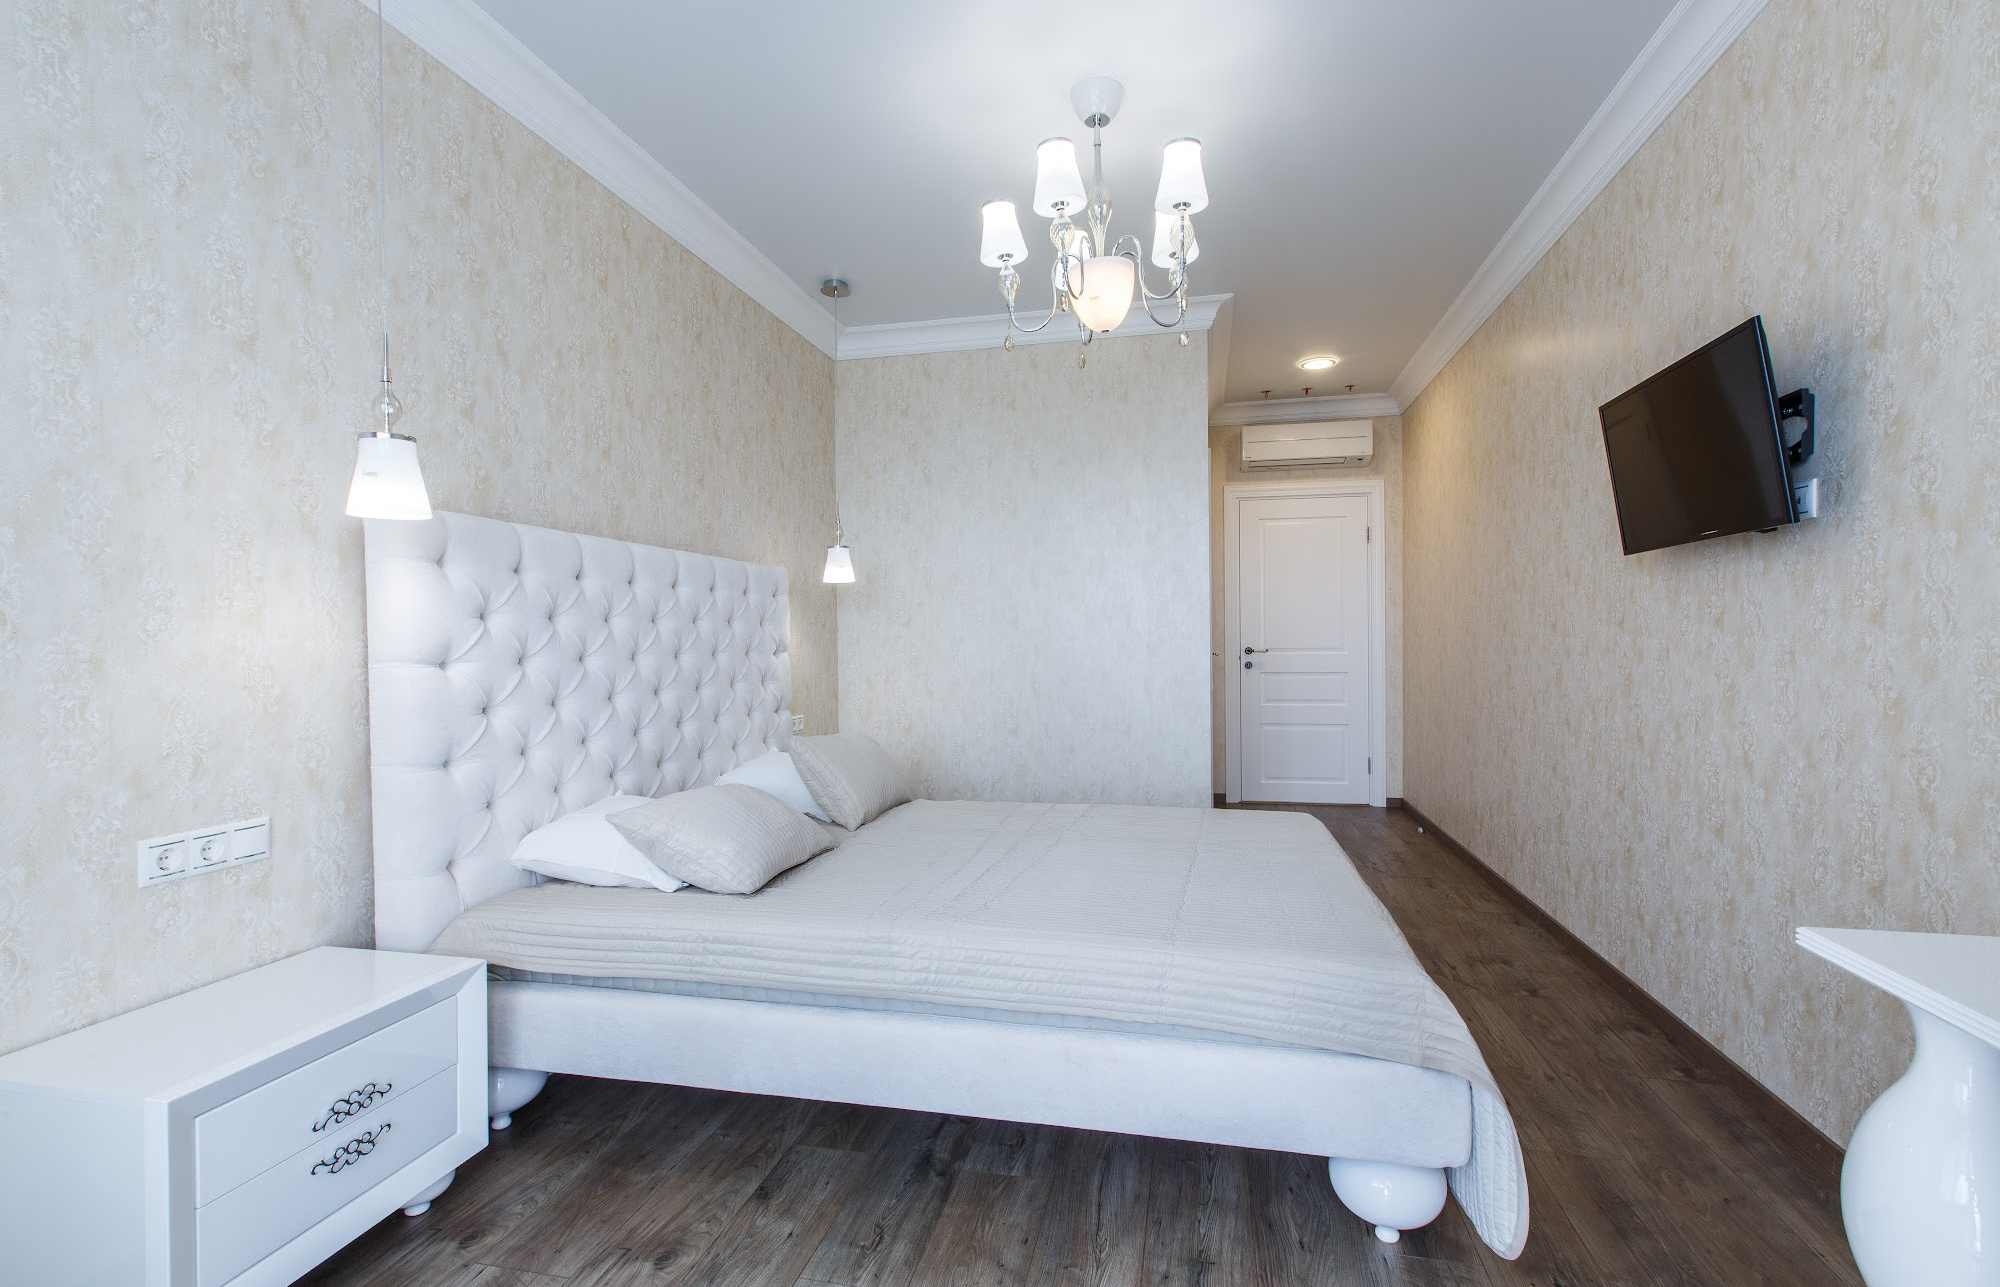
(346, 0), (432, 521)
(820, 278), (854, 584)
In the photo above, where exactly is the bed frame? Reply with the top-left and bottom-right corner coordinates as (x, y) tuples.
(363, 512), (1465, 1242)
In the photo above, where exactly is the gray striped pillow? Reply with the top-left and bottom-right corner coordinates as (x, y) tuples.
(788, 733), (913, 830)
(608, 785), (835, 895)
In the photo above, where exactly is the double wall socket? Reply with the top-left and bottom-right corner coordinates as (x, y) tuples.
(791, 713), (807, 733)
(137, 817), (270, 888)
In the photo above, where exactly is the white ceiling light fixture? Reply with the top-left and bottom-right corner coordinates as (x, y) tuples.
(346, 0), (432, 522)
(977, 77), (1208, 364)
(1297, 355), (1340, 372)
(821, 277), (856, 586)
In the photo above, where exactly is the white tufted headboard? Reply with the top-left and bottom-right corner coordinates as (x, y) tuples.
(363, 512), (792, 951)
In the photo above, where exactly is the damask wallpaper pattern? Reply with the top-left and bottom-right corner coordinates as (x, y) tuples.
(1403, 0), (2000, 1140)
(834, 336), (1212, 808)
(1207, 419), (1404, 796)
(0, 0), (835, 1053)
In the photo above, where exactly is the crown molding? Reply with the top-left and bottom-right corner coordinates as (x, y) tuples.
(836, 295), (1232, 361)
(376, 0), (836, 356)
(1387, 0), (1771, 410)
(1210, 393), (1400, 428)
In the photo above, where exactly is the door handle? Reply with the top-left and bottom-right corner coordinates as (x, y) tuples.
(1243, 646), (1268, 655)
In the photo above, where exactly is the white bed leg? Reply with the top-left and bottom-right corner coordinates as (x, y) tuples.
(402, 1168), (454, 1217)
(488, 1067), (549, 1130)
(1327, 1158), (1448, 1243)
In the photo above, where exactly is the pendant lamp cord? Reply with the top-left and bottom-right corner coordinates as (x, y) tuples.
(377, 0), (391, 390)
(831, 284), (840, 541)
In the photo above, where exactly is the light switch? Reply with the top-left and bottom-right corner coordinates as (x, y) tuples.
(231, 819), (270, 863)
(791, 714), (806, 734)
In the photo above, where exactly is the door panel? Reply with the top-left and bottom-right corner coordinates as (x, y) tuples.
(1238, 494), (1370, 804)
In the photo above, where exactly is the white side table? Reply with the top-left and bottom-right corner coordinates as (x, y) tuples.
(1797, 927), (2000, 1287)
(0, 946), (486, 1287)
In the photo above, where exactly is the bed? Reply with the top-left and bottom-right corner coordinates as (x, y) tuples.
(363, 512), (1527, 1257)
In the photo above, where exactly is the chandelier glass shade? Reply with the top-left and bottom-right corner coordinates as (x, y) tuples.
(977, 77), (1208, 349)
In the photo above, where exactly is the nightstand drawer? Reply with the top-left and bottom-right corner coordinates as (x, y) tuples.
(194, 995), (458, 1205)
(197, 1065), (458, 1287)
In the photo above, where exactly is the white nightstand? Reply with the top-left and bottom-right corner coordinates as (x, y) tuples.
(0, 947), (487, 1287)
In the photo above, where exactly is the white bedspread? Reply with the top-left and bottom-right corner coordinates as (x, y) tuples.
(431, 800), (1528, 1255)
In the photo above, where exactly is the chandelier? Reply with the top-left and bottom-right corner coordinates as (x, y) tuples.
(977, 77), (1207, 355)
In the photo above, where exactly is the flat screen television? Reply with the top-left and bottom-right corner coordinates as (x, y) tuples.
(1598, 317), (1795, 555)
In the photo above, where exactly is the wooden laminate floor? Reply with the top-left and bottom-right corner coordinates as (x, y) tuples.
(302, 806), (1862, 1286)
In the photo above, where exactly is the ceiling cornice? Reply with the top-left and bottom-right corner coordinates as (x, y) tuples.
(1386, 0), (1772, 410)
(376, 0), (838, 356)
(837, 295), (1233, 362)
(1210, 393), (1400, 428)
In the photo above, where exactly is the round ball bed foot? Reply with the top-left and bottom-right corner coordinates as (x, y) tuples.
(1327, 1158), (1448, 1243)
(488, 1067), (550, 1131)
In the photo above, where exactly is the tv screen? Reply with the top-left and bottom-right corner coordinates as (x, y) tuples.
(1598, 317), (1795, 555)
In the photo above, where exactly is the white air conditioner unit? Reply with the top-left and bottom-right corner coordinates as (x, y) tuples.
(1241, 419), (1373, 468)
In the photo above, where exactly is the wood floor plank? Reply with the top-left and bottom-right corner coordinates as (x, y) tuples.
(627, 1143), (872, 1287)
(557, 1093), (824, 1286)
(902, 1168), (1044, 1287)
(303, 805), (1861, 1287)
(797, 1112), (977, 1287)
(430, 1266), (572, 1287)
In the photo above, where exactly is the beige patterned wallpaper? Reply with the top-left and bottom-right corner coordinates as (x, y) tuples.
(0, 0), (834, 1054)
(835, 335), (1212, 807)
(1402, 0), (2000, 1141)
(1208, 419), (1403, 796)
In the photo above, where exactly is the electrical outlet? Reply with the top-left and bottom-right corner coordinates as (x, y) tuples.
(791, 714), (806, 734)
(137, 835), (191, 886)
(1792, 476), (1819, 520)
(190, 829), (231, 871)
(137, 815), (270, 887)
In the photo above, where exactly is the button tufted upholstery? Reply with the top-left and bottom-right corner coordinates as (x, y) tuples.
(364, 512), (792, 951)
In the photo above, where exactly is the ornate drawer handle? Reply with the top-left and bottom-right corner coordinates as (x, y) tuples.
(311, 1122), (391, 1176)
(313, 1081), (393, 1133)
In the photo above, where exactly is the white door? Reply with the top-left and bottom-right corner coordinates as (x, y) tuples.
(1237, 493), (1371, 803)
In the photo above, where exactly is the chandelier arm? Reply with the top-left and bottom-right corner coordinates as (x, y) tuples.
(1004, 293), (1066, 335)
(1112, 243), (1192, 327)
(994, 255), (1068, 335)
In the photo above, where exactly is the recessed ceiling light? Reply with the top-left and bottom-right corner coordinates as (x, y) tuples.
(1297, 355), (1339, 372)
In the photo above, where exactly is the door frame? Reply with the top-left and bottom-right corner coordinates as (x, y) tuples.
(1222, 478), (1388, 807)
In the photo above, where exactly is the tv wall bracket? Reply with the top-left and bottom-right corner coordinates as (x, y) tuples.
(1779, 387), (1815, 465)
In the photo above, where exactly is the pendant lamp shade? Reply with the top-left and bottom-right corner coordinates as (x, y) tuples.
(346, 433), (432, 520)
(822, 543), (855, 584)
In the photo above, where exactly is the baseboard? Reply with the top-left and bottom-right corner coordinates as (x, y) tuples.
(1387, 796), (1404, 809)
(1400, 800), (1844, 1179)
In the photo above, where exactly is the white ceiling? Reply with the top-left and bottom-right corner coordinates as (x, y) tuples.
(469, 0), (1677, 401)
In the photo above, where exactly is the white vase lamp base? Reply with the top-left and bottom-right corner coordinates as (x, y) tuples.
(1841, 1003), (2000, 1287)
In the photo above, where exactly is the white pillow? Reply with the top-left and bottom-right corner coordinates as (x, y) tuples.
(715, 749), (830, 821)
(509, 794), (686, 891)
(788, 733), (913, 831)
(608, 785), (836, 895)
